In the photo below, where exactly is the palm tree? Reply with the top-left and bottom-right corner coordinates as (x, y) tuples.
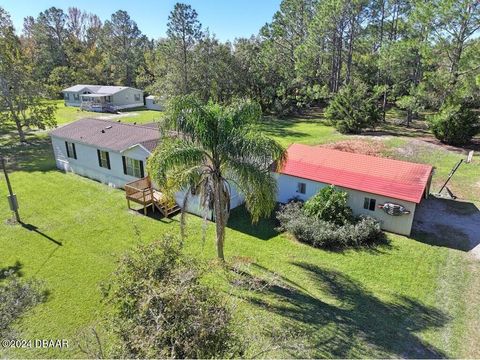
(148, 96), (286, 261)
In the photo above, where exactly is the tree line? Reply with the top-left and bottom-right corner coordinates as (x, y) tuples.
(1, 0), (479, 142)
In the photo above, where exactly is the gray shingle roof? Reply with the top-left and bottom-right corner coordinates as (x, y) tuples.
(49, 118), (160, 153)
(62, 85), (138, 95)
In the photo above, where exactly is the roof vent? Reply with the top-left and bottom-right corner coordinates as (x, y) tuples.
(101, 130), (105, 133)
(105, 125), (112, 129)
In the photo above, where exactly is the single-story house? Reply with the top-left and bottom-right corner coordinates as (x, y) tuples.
(145, 95), (164, 111)
(49, 118), (243, 217)
(275, 144), (434, 236)
(62, 85), (144, 112)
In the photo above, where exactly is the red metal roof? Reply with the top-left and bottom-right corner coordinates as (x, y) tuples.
(278, 144), (433, 204)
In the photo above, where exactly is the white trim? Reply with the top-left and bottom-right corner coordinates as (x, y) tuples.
(115, 103), (144, 110)
(120, 143), (152, 155)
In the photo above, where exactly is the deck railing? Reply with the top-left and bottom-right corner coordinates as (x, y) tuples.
(125, 176), (180, 217)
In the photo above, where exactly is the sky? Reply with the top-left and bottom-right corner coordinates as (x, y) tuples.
(2, 0), (282, 42)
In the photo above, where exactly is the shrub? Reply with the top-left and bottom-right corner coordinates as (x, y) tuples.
(0, 269), (46, 339)
(427, 104), (479, 145)
(102, 234), (244, 359)
(276, 202), (386, 249)
(303, 185), (353, 226)
(325, 83), (380, 134)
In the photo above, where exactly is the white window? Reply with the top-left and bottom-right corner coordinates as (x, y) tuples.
(65, 141), (76, 159)
(134, 93), (141, 102)
(73, 93), (80, 101)
(297, 182), (306, 194)
(123, 157), (144, 178)
(64, 93), (70, 100)
(97, 150), (110, 169)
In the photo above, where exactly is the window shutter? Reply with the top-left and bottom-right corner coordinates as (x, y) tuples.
(65, 141), (70, 158)
(97, 150), (102, 167)
(72, 143), (77, 159)
(106, 152), (111, 170)
(139, 160), (144, 178)
(122, 156), (127, 175)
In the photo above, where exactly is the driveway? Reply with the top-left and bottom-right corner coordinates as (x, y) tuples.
(412, 196), (480, 259)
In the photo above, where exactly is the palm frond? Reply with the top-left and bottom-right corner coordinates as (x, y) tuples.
(224, 159), (278, 223)
(223, 126), (287, 170)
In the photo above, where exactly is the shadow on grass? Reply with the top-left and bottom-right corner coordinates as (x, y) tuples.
(0, 261), (23, 280)
(412, 197), (480, 252)
(0, 135), (56, 172)
(20, 222), (62, 246)
(235, 262), (449, 358)
(128, 206), (180, 224)
(227, 205), (279, 241)
(118, 106), (151, 113)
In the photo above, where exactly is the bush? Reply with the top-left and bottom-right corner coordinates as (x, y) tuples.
(0, 269), (46, 339)
(102, 234), (244, 359)
(276, 202), (386, 249)
(325, 83), (380, 134)
(303, 185), (353, 226)
(427, 104), (479, 145)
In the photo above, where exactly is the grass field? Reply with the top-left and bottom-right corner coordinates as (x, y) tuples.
(49, 100), (163, 125)
(0, 111), (479, 358)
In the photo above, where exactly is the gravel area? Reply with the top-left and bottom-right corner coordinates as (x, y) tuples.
(412, 196), (480, 259)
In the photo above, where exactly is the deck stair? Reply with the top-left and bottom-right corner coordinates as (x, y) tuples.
(125, 177), (179, 217)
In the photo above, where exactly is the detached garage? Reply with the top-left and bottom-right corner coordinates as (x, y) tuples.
(275, 144), (433, 236)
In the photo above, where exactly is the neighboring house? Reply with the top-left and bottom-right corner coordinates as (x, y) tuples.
(145, 95), (164, 111)
(62, 85), (144, 112)
(275, 144), (434, 236)
(49, 118), (243, 217)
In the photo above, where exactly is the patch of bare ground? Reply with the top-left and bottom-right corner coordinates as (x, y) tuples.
(321, 139), (387, 156)
(394, 138), (447, 158)
(416, 136), (480, 154)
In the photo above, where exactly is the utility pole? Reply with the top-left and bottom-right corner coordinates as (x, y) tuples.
(1, 156), (20, 223)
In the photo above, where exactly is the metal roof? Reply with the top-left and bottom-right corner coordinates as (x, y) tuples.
(278, 144), (433, 203)
(62, 85), (140, 95)
(49, 118), (160, 153)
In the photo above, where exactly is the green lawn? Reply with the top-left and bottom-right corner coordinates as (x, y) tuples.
(1, 112), (479, 358)
(49, 99), (163, 125)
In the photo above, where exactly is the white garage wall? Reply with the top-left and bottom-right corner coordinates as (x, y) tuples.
(276, 173), (416, 236)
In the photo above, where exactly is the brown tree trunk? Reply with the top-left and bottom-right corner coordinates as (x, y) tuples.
(14, 117), (26, 143)
(406, 109), (412, 128)
(382, 88), (387, 122)
(213, 177), (227, 261)
(379, 0), (385, 49)
(346, 15), (355, 85)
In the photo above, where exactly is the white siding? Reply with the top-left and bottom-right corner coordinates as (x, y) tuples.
(51, 136), (149, 188)
(276, 173), (417, 236)
(51, 136), (244, 217)
(174, 182), (244, 219)
(145, 98), (163, 111)
(111, 88), (144, 109)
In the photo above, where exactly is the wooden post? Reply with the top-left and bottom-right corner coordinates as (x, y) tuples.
(1, 157), (20, 223)
(142, 190), (147, 215)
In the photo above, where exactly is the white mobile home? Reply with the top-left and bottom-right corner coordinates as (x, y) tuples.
(49, 118), (243, 217)
(276, 144), (433, 236)
(145, 95), (164, 111)
(62, 85), (144, 112)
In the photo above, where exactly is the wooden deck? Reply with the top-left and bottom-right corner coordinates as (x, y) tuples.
(125, 177), (180, 217)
